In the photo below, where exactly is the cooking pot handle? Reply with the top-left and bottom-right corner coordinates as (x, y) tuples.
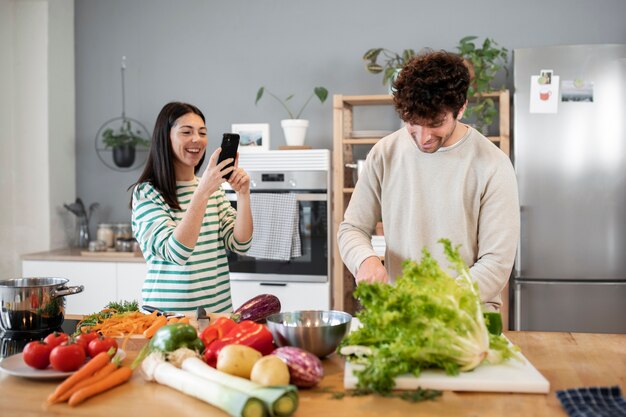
(51, 285), (84, 298)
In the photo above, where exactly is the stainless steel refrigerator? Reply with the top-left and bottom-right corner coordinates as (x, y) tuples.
(512, 44), (626, 333)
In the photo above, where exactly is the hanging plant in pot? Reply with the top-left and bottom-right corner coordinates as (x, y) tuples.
(102, 118), (150, 168)
(255, 86), (328, 146)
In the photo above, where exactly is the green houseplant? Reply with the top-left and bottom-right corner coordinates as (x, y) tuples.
(456, 36), (509, 134)
(255, 86), (328, 146)
(363, 48), (416, 88)
(102, 119), (150, 168)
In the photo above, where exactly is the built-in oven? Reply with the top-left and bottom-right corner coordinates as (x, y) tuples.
(224, 150), (332, 311)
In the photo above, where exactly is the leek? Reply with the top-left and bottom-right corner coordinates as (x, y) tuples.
(141, 353), (268, 417)
(182, 357), (299, 417)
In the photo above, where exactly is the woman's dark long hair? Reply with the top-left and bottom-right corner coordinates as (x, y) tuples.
(129, 102), (206, 210)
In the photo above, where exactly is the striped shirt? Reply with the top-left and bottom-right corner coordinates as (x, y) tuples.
(131, 178), (251, 313)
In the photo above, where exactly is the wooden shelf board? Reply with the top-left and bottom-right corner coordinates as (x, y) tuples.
(343, 139), (380, 145)
(342, 188), (355, 193)
(336, 95), (394, 106)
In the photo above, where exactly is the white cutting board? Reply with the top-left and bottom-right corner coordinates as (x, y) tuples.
(343, 320), (550, 394)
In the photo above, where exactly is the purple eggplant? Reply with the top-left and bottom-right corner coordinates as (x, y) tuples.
(232, 294), (281, 323)
(272, 346), (324, 388)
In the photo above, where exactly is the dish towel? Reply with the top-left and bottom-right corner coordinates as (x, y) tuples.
(556, 386), (626, 417)
(247, 193), (302, 261)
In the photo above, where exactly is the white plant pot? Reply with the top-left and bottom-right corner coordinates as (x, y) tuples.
(281, 119), (309, 146)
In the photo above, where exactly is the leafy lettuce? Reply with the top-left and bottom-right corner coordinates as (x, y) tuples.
(340, 239), (519, 393)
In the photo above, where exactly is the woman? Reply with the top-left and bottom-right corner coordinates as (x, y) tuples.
(131, 102), (252, 313)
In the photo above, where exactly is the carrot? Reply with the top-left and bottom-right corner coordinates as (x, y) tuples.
(142, 315), (167, 338)
(177, 317), (190, 324)
(68, 366), (133, 407)
(47, 350), (113, 403)
(54, 362), (118, 403)
(167, 317), (179, 324)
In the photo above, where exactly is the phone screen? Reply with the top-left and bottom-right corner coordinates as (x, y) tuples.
(217, 133), (240, 180)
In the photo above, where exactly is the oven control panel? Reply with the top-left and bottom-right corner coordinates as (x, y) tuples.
(228, 170), (328, 191)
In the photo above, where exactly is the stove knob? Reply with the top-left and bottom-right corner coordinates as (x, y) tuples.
(288, 179), (297, 188)
(250, 180), (257, 188)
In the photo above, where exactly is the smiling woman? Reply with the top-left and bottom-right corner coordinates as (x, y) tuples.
(128, 102), (253, 314)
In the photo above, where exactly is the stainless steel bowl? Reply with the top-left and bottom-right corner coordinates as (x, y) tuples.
(266, 310), (352, 357)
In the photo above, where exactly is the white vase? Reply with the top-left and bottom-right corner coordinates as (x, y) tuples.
(281, 119), (309, 146)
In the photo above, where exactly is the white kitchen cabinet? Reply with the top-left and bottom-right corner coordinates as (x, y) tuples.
(230, 280), (331, 312)
(116, 263), (147, 305)
(22, 260), (117, 315)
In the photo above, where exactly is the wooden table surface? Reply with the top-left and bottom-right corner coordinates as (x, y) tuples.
(0, 331), (624, 417)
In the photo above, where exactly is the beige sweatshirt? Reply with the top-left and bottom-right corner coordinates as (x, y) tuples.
(337, 126), (520, 311)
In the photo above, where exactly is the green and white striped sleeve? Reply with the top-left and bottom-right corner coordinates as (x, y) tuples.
(131, 183), (194, 265)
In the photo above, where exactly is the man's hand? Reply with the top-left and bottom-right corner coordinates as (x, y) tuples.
(355, 256), (388, 284)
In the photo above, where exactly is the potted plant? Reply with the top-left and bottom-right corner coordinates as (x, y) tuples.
(255, 86), (328, 146)
(456, 36), (509, 135)
(362, 48), (416, 91)
(102, 119), (150, 167)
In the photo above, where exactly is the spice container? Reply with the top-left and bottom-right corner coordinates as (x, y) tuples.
(96, 223), (115, 248)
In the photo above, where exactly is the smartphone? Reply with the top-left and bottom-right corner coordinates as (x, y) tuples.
(217, 133), (240, 180)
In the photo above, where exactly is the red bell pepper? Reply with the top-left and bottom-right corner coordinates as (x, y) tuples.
(203, 320), (275, 367)
(199, 317), (237, 348)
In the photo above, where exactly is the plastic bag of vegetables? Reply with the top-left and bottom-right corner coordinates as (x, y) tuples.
(339, 239), (520, 393)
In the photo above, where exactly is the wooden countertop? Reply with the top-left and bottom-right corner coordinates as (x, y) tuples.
(21, 248), (145, 263)
(0, 331), (624, 416)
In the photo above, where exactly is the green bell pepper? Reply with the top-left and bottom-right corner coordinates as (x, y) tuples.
(149, 323), (205, 353)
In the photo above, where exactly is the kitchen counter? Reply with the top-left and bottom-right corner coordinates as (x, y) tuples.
(0, 331), (624, 417)
(22, 248), (145, 263)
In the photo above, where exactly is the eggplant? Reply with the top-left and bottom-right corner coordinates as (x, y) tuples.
(232, 294), (281, 323)
(272, 346), (324, 388)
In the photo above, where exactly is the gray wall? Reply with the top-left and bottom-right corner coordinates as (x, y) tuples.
(75, 0), (626, 227)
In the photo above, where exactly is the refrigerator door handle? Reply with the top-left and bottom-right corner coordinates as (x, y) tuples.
(515, 205), (524, 278)
(514, 281), (522, 331)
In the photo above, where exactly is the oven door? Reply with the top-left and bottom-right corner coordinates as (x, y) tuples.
(225, 192), (329, 283)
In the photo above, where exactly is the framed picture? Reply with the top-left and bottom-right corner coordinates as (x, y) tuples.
(231, 123), (270, 152)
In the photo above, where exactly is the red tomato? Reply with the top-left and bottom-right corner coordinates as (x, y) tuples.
(49, 343), (86, 372)
(43, 331), (69, 349)
(87, 336), (118, 358)
(22, 341), (52, 369)
(76, 332), (100, 355)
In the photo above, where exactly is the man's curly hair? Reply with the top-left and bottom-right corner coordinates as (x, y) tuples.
(393, 50), (469, 124)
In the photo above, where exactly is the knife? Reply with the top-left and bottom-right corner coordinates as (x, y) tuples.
(196, 306), (211, 332)
(143, 305), (185, 318)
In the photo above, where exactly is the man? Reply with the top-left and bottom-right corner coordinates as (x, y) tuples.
(337, 50), (519, 311)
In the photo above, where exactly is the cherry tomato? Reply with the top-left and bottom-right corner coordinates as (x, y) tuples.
(87, 336), (118, 358)
(76, 331), (100, 355)
(44, 331), (69, 349)
(22, 341), (52, 369)
(49, 343), (86, 372)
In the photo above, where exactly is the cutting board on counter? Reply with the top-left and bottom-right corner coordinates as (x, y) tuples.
(343, 320), (550, 394)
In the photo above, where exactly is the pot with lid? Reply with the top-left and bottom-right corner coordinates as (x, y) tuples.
(0, 278), (84, 333)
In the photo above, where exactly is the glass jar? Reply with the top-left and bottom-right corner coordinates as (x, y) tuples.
(113, 223), (133, 241)
(96, 223), (114, 248)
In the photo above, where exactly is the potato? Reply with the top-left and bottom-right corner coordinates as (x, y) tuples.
(250, 354), (290, 386)
(216, 344), (262, 378)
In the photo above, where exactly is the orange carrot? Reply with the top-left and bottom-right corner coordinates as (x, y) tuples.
(54, 362), (118, 403)
(177, 317), (190, 324)
(68, 366), (133, 407)
(167, 317), (179, 324)
(47, 350), (112, 403)
(142, 315), (167, 338)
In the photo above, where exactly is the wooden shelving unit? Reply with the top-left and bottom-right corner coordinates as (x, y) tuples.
(331, 91), (512, 324)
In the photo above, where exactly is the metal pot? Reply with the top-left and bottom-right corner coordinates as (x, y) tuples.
(0, 278), (84, 333)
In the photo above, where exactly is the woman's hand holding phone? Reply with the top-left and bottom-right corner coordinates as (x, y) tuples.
(227, 153), (250, 195)
(198, 148), (235, 198)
